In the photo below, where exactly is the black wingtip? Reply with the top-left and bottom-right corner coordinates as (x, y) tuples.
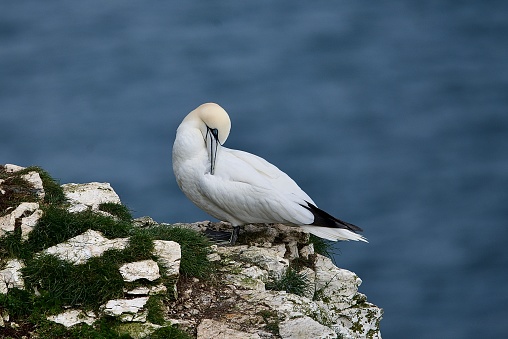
(300, 201), (363, 233)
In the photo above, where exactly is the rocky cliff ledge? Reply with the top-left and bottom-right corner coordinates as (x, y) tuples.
(0, 164), (382, 338)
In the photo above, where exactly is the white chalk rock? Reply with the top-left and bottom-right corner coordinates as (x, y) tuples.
(237, 246), (289, 279)
(247, 290), (332, 324)
(153, 240), (181, 277)
(333, 302), (383, 339)
(314, 254), (362, 310)
(0, 202), (42, 239)
(279, 316), (337, 339)
(241, 265), (268, 281)
(119, 260), (160, 282)
(125, 284), (167, 296)
(299, 243), (314, 259)
(43, 229), (129, 265)
(21, 171), (45, 199)
(4, 164), (24, 173)
(0, 259), (25, 294)
(102, 297), (149, 322)
(62, 182), (121, 212)
(227, 265), (267, 291)
(197, 319), (261, 339)
(286, 241), (300, 259)
(47, 309), (96, 327)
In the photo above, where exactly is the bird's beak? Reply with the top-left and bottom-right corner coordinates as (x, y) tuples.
(206, 127), (220, 175)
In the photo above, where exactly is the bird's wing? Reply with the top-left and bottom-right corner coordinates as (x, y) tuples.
(197, 148), (315, 225)
(222, 149), (315, 203)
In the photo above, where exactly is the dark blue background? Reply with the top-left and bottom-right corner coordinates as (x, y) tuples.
(2, 1), (507, 338)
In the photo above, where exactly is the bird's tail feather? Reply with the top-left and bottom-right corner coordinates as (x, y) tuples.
(300, 202), (363, 232)
(300, 225), (369, 242)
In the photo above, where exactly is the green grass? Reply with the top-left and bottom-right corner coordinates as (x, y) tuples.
(0, 288), (35, 318)
(0, 207), (138, 262)
(0, 174), (38, 217)
(118, 230), (156, 262)
(22, 254), (124, 311)
(146, 295), (166, 325)
(265, 266), (310, 297)
(0, 228), (27, 259)
(20, 231), (159, 313)
(98, 202), (133, 222)
(4, 221), (214, 316)
(0, 289), (192, 339)
(309, 234), (335, 258)
(26, 206), (132, 254)
(34, 318), (133, 339)
(21, 166), (67, 205)
(1, 165), (216, 338)
(150, 325), (193, 339)
(1, 165), (67, 217)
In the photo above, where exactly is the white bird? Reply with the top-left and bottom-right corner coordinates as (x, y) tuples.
(172, 103), (367, 244)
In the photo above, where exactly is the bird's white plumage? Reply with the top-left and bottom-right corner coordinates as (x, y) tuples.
(172, 103), (367, 242)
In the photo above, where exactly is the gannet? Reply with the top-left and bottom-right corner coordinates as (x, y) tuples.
(172, 103), (367, 245)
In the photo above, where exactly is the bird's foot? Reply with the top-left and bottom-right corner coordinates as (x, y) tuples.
(203, 229), (232, 245)
(229, 226), (240, 246)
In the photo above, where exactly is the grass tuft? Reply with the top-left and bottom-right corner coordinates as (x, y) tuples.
(98, 202), (133, 222)
(0, 288), (34, 318)
(120, 231), (155, 262)
(0, 228), (27, 260)
(146, 295), (166, 325)
(309, 234), (334, 258)
(266, 267), (310, 297)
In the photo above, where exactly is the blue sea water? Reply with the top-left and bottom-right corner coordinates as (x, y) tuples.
(1, 1), (508, 338)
